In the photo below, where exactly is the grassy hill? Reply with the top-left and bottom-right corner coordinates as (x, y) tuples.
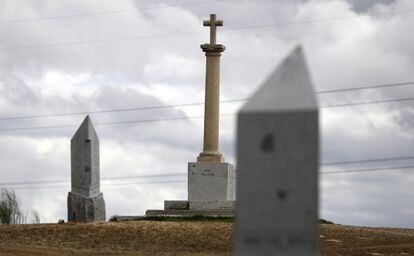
(0, 221), (413, 255)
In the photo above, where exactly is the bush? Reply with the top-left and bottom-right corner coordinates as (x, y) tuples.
(0, 189), (25, 225)
(109, 215), (118, 222)
(319, 218), (334, 224)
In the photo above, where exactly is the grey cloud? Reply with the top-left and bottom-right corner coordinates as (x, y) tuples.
(0, 0), (413, 226)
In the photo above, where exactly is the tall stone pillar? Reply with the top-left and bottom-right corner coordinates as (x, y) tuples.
(198, 45), (225, 162)
(67, 115), (106, 223)
(197, 14), (225, 163)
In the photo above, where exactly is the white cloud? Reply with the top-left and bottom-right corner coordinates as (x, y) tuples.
(0, 0), (413, 227)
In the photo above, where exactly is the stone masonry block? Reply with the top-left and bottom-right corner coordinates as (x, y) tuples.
(188, 162), (235, 202)
(67, 192), (105, 223)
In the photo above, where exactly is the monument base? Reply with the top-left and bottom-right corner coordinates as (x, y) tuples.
(145, 162), (235, 217)
(67, 192), (106, 223)
(164, 200), (234, 210)
(145, 209), (234, 217)
(145, 199), (235, 217)
(188, 162), (235, 203)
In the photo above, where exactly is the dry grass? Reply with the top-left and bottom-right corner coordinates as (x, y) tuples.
(1, 221), (414, 255)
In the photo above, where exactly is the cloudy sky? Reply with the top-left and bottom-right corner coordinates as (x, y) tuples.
(1, 0), (414, 228)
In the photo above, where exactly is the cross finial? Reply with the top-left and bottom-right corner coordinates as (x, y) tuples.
(203, 14), (223, 45)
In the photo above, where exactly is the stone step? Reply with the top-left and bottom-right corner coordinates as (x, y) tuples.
(145, 209), (234, 217)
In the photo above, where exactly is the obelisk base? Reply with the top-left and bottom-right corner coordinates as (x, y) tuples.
(67, 192), (106, 223)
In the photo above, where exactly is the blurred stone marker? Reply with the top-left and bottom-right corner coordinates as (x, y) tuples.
(235, 46), (319, 255)
(67, 115), (106, 222)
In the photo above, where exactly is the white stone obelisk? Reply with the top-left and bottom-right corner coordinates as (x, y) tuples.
(67, 115), (106, 222)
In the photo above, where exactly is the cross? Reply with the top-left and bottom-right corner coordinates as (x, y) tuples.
(203, 14), (223, 45)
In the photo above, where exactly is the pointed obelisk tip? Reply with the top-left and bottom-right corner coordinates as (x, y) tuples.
(292, 44), (302, 54)
(84, 114), (91, 122)
(80, 115), (93, 127)
(72, 115), (98, 141)
(240, 44), (317, 113)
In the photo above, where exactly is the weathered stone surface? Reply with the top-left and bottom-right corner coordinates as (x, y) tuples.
(146, 209), (234, 217)
(145, 14), (234, 217)
(235, 46), (319, 255)
(188, 162), (235, 205)
(164, 200), (189, 210)
(189, 200), (234, 210)
(68, 116), (106, 223)
(67, 192), (105, 222)
(197, 14), (226, 163)
(71, 116), (100, 197)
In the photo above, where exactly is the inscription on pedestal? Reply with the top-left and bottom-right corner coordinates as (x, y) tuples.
(188, 162), (234, 203)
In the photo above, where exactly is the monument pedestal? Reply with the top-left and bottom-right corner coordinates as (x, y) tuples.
(67, 192), (106, 222)
(145, 162), (235, 217)
(188, 162), (235, 205)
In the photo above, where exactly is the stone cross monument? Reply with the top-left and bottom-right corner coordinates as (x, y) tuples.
(235, 46), (319, 255)
(67, 115), (106, 222)
(146, 14), (235, 216)
(197, 13), (225, 163)
(186, 13), (235, 211)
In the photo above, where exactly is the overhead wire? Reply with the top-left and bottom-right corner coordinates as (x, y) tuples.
(2, 155), (414, 187)
(0, 99), (244, 121)
(0, 81), (413, 122)
(0, 0), (233, 24)
(1, 94), (414, 132)
(321, 155), (414, 166)
(0, 173), (187, 186)
(320, 164), (414, 175)
(2, 164), (414, 190)
(2, 180), (187, 190)
(1, 8), (413, 50)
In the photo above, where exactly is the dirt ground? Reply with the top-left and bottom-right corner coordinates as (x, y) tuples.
(0, 221), (414, 255)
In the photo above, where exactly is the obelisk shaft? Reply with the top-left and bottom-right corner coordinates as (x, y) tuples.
(197, 14), (225, 163)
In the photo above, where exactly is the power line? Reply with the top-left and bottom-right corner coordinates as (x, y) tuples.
(317, 81), (414, 94)
(1, 81), (413, 122)
(321, 155), (414, 166)
(1, 180), (187, 190)
(0, 173), (186, 186)
(2, 164), (414, 190)
(320, 164), (414, 175)
(0, 113), (231, 132)
(1, 9), (413, 50)
(221, 9), (414, 33)
(1, 94), (414, 132)
(0, 0), (232, 24)
(3, 156), (414, 187)
(320, 96), (414, 108)
(0, 99), (245, 121)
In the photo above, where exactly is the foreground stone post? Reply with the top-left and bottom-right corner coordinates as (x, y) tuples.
(67, 115), (105, 222)
(235, 46), (319, 255)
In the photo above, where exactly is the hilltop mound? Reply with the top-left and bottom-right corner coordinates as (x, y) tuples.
(0, 221), (413, 255)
